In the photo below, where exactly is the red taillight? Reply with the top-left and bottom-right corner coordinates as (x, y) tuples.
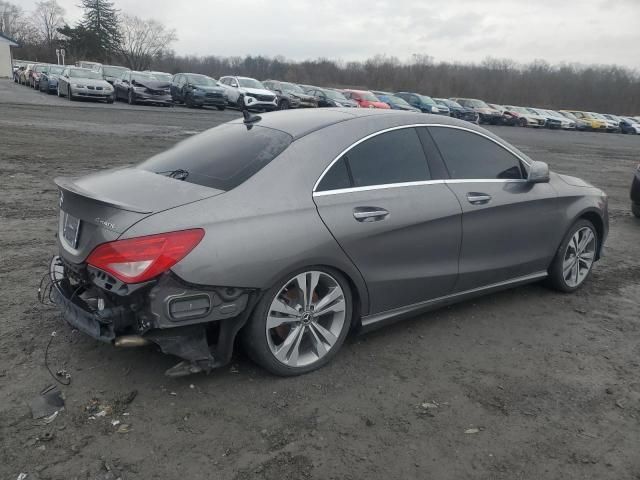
(86, 229), (205, 284)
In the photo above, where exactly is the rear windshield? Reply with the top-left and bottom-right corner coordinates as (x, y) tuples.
(103, 66), (128, 76)
(69, 69), (102, 79)
(138, 124), (293, 191)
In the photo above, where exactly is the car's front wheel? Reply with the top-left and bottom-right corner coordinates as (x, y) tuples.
(243, 268), (353, 376)
(632, 203), (640, 218)
(278, 99), (289, 110)
(547, 219), (598, 292)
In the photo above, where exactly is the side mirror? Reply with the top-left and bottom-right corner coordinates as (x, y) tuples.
(527, 161), (550, 183)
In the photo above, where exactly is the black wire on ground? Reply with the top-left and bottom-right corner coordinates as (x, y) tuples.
(44, 331), (71, 386)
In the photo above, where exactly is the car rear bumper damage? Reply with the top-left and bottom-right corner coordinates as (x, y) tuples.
(48, 256), (257, 376)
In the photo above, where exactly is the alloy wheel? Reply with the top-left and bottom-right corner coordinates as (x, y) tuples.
(266, 271), (346, 368)
(562, 226), (596, 288)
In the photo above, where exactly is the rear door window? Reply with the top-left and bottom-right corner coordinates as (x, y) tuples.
(429, 127), (524, 180)
(315, 127), (431, 192)
(139, 124), (293, 191)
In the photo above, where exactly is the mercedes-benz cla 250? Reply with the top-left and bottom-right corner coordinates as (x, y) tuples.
(50, 109), (608, 377)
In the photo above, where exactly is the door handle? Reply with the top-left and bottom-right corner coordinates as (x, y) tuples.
(466, 193), (492, 205)
(353, 207), (389, 222)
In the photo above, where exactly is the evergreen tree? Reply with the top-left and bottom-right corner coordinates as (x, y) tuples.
(79, 0), (120, 60)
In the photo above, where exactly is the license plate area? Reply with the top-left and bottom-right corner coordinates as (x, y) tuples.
(62, 211), (81, 249)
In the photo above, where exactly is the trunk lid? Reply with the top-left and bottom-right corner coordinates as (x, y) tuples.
(56, 167), (223, 263)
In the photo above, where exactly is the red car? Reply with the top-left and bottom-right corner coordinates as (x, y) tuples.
(342, 89), (390, 109)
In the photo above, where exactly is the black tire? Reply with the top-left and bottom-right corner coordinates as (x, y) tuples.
(278, 99), (289, 110)
(519, 117), (528, 127)
(236, 95), (245, 110)
(67, 86), (74, 101)
(242, 266), (353, 376)
(632, 203), (640, 219)
(128, 89), (135, 105)
(216, 105), (226, 111)
(185, 94), (194, 108)
(106, 98), (114, 104)
(546, 219), (598, 293)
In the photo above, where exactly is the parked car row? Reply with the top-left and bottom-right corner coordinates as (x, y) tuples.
(12, 60), (640, 133)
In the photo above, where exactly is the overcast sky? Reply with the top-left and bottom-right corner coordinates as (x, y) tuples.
(21, 0), (640, 68)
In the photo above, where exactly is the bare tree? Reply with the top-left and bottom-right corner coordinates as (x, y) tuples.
(32, 0), (65, 48)
(0, 1), (39, 44)
(118, 14), (176, 70)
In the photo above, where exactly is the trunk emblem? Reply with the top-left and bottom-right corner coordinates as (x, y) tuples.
(95, 218), (116, 230)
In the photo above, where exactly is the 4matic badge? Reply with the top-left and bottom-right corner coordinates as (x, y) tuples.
(95, 218), (116, 230)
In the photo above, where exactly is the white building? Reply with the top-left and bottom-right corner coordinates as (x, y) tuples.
(0, 33), (19, 78)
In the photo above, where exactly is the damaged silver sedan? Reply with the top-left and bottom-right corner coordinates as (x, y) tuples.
(49, 108), (608, 376)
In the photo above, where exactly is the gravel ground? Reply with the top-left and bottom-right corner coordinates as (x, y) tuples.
(1, 79), (639, 480)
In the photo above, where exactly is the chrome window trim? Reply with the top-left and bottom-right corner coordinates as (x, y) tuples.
(313, 180), (446, 197)
(312, 123), (531, 195)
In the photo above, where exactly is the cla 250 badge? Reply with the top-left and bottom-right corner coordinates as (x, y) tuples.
(95, 218), (116, 230)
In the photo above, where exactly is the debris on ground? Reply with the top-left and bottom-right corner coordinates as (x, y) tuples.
(42, 411), (59, 424)
(38, 432), (55, 442)
(29, 385), (64, 419)
(17, 473), (28, 480)
(116, 424), (131, 434)
(464, 428), (480, 434)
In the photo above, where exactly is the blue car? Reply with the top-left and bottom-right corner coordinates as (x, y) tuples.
(38, 65), (65, 94)
(372, 91), (420, 112)
(394, 92), (448, 115)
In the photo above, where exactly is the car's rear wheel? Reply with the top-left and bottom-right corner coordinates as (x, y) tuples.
(547, 219), (598, 292)
(243, 268), (353, 376)
(216, 105), (226, 111)
(519, 118), (527, 127)
(278, 99), (289, 110)
(632, 203), (640, 218)
(128, 90), (135, 105)
(68, 86), (74, 101)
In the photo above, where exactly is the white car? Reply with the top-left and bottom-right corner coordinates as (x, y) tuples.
(558, 111), (590, 131)
(544, 110), (576, 130)
(503, 105), (546, 127)
(218, 76), (278, 111)
(56, 67), (115, 103)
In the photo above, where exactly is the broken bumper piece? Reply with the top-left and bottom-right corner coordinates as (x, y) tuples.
(49, 256), (257, 375)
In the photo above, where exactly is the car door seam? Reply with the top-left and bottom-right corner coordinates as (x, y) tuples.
(310, 193), (372, 316)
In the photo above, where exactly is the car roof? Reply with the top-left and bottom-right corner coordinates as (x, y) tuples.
(228, 108), (489, 141)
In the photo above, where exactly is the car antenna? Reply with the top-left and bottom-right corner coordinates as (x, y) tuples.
(242, 109), (262, 124)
